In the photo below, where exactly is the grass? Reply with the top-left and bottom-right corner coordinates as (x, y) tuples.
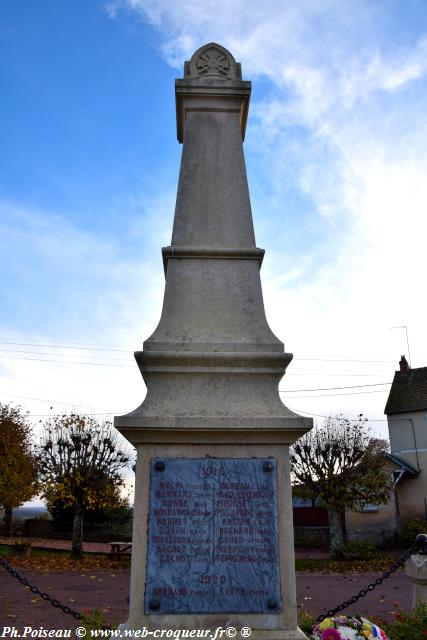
(1, 543), (69, 558)
(0, 544), (131, 570)
(295, 553), (402, 573)
(1, 544), (401, 574)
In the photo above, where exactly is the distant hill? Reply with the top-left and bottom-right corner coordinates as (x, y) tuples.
(0, 505), (50, 521)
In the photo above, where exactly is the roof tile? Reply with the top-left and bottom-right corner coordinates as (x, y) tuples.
(385, 366), (427, 414)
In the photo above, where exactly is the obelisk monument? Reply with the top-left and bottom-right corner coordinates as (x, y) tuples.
(116, 43), (312, 640)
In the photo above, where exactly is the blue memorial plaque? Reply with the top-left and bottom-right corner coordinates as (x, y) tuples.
(144, 458), (281, 614)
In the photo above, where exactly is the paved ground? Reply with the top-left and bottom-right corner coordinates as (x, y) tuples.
(0, 564), (130, 632)
(297, 571), (411, 622)
(0, 539), (412, 633)
(0, 566), (412, 631)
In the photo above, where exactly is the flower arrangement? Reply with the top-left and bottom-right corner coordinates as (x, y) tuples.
(310, 615), (389, 639)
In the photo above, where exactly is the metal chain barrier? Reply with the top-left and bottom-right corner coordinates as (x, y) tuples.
(1, 534), (427, 627)
(0, 555), (84, 622)
(315, 533), (427, 623)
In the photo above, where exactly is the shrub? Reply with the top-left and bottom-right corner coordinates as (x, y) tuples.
(341, 540), (377, 559)
(49, 499), (133, 541)
(297, 606), (316, 634)
(81, 608), (118, 632)
(93, 500), (132, 536)
(381, 602), (427, 640)
(395, 517), (427, 548)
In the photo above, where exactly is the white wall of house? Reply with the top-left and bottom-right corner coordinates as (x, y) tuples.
(388, 411), (427, 517)
(346, 499), (397, 544)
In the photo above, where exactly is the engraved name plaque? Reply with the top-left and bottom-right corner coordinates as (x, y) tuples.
(145, 458), (281, 614)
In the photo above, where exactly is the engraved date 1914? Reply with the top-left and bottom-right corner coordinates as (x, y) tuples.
(201, 464), (226, 477)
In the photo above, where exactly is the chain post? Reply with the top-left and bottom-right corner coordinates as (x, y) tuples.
(415, 533), (427, 555)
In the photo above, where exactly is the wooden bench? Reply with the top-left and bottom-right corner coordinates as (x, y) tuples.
(109, 541), (132, 559)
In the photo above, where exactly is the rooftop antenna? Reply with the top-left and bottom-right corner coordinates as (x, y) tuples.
(390, 325), (412, 367)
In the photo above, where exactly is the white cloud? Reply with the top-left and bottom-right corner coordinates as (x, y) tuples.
(106, 0), (427, 434)
(3, 1), (426, 449)
(0, 198), (170, 435)
(109, 1), (427, 114)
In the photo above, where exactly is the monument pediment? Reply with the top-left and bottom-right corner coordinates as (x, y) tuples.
(185, 42), (242, 81)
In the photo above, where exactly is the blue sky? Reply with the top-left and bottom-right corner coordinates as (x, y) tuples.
(1, 0), (427, 451)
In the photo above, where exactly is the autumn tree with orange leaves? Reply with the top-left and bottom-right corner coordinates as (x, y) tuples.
(0, 403), (38, 536)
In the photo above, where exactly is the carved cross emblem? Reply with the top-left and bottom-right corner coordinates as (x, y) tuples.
(196, 47), (230, 77)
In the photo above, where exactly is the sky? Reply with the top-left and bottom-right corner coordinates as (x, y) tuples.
(1, 0), (427, 476)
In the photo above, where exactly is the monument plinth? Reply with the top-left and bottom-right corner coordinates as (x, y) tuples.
(115, 42), (312, 639)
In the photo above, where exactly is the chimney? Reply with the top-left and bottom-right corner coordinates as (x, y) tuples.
(399, 355), (409, 373)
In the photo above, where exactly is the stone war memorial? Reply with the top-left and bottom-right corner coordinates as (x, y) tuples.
(115, 43), (312, 639)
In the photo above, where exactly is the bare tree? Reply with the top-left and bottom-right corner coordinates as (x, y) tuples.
(38, 413), (133, 558)
(290, 414), (391, 559)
